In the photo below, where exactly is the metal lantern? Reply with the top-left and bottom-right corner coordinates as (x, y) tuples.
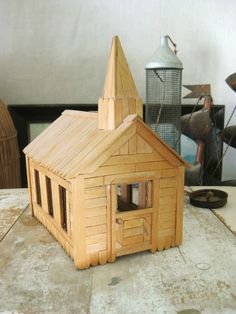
(145, 35), (183, 153)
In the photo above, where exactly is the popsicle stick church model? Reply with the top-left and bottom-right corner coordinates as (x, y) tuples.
(24, 36), (188, 269)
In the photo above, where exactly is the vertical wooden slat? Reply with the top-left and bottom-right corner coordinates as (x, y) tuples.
(39, 173), (49, 214)
(30, 166), (37, 209)
(138, 182), (146, 208)
(109, 184), (117, 262)
(51, 181), (62, 227)
(128, 135), (136, 154)
(66, 190), (71, 237)
(120, 184), (131, 203)
(25, 157), (33, 215)
(72, 176), (90, 269)
(175, 166), (184, 245)
(106, 185), (111, 262)
(151, 179), (159, 253)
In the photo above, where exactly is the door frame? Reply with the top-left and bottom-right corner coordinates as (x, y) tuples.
(106, 172), (160, 262)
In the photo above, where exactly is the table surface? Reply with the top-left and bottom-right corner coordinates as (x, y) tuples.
(0, 188), (236, 314)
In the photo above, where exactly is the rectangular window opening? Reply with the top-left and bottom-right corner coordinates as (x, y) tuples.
(34, 170), (42, 206)
(116, 181), (152, 212)
(59, 186), (67, 232)
(46, 176), (53, 217)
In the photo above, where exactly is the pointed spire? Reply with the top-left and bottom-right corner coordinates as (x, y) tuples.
(99, 36), (143, 130)
(103, 36), (138, 98)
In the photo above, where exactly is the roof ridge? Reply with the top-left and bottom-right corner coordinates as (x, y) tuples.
(62, 110), (98, 119)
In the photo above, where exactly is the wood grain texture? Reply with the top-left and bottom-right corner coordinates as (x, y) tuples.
(175, 166), (184, 245)
(72, 176), (90, 269)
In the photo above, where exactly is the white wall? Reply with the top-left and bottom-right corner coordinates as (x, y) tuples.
(0, 0), (235, 179)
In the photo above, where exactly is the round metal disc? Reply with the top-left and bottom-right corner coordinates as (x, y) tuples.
(189, 189), (228, 209)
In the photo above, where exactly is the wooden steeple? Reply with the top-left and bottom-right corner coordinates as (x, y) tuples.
(98, 36), (143, 130)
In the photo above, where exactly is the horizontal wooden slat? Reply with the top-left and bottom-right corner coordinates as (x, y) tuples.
(87, 242), (107, 253)
(159, 195), (176, 206)
(85, 197), (107, 209)
(122, 234), (144, 246)
(85, 186), (106, 199)
(124, 226), (143, 238)
(85, 215), (107, 227)
(158, 228), (175, 237)
(159, 187), (176, 197)
(84, 206), (107, 218)
(103, 152), (164, 166)
(86, 233), (107, 245)
(87, 161), (170, 178)
(105, 171), (159, 185)
(160, 178), (177, 188)
(116, 208), (152, 219)
(84, 176), (103, 188)
(124, 218), (143, 229)
(85, 224), (107, 236)
(117, 241), (150, 256)
(161, 168), (177, 178)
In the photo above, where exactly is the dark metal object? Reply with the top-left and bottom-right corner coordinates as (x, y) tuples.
(226, 73), (236, 92)
(221, 125), (236, 149)
(189, 189), (228, 208)
(180, 108), (213, 142)
(183, 84), (211, 99)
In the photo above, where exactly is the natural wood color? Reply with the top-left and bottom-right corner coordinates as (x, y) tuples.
(86, 233), (107, 245)
(72, 176), (90, 269)
(31, 160), (71, 191)
(51, 181), (62, 227)
(85, 215), (107, 227)
(98, 250), (107, 265)
(104, 171), (159, 185)
(85, 186), (106, 199)
(124, 226), (143, 238)
(90, 252), (99, 266)
(87, 242), (107, 254)
(103, 152), (164, 166)
(26, 157), (33, 214)
(84, 206), (107, 218)
(175, 167), (184, 245)
(160, 178), (177, 188)
(110, 184), (117, 262)
(24, 35), (186, 269)
(117, 241), (150, 257)
(85, 224), (107, 236)
(33, 203), (73, 254)
(98, 36), (143, 130)
(78, 122), (136, 175)
(106, 185), (112, 263)
(128, 135), (137, 154)
(119, 141), (129, 155)
(87, 161), (170, 179)
(137, 120), (189, 167)
(151, 179), (158, 253)
(39, 172), (49, 214)
(137, 134), (153, 153)
(159, 187), (176, 197)
(62, 110), (98, 119)
(85, 197), (107, 209)
(84, 176), (103, 188)
(161, 168), (177, 178)
(116, 208), (153, 219)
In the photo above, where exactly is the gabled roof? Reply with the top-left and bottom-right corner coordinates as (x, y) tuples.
(24, 110), (189, 180)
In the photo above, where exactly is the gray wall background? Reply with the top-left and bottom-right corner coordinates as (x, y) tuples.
(0, 0), (235, 180)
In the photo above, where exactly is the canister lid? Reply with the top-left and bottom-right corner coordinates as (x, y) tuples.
(146, 35), (183, 70)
